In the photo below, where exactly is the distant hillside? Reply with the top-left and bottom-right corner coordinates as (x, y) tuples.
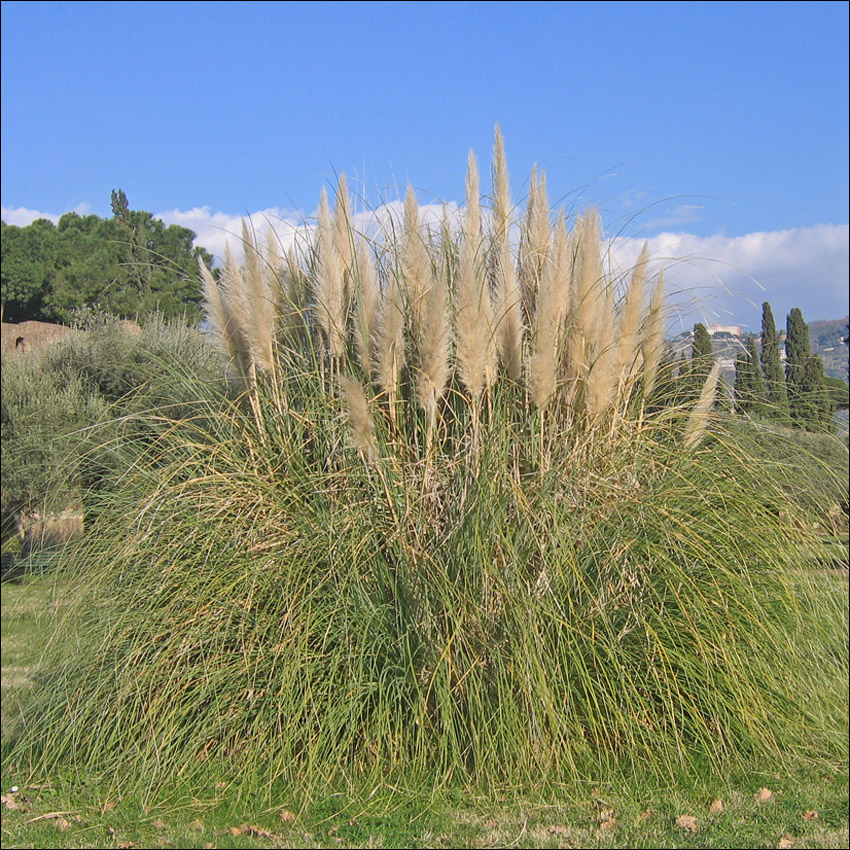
(669, 316), (849, 385)
(810, 317), (849, 380)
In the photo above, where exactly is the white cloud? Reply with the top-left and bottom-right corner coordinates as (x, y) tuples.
(1, 206), (60, 226)
(4, 202), (847, 330)
(611, 224), (849, 331)
(155, 206), (308, 262)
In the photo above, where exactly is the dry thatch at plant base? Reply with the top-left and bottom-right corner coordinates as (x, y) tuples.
(6, 129), (847, 805)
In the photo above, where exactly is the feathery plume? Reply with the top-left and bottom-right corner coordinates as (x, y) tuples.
(199, 259), (228, 359)
(340, 374), (378, 461)
(313, 187), (347, 359)
(217, 244), (253, 384)
(241, 220), (275, 372)
(616, 242), (649, 390)
(454, 150), (495, 399)
(352, 237), (379, 378)
(642, 270), (666, 399)
(402, 185), (431, 347)
(683, 361), (721, 448)
(491, 125), (524, 380)
(333, 174), (355, 298)
(518, 167), (551, 322)
(416, 222), (450, 429)
(528, 210), (570, 410)
(376, 254), (406, 408)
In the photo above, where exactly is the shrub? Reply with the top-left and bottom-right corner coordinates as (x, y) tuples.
(7, 130), (847, 801)
(1, 315), (224, 547)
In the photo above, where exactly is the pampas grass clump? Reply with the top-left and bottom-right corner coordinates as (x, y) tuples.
(7, 129), (847, 801)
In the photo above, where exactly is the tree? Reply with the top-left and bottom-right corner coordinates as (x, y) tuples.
(824, 376), (849, 410)
(691, 323), (713, 377)
(785, 307), (834, 432)
(734, 336), (769, 417)
(1, 218), (58, 322)
(799, 354), (835, 432)
(677, 323), (714, 403)
(759, 302), (790, 424)
(1, 194), (214, 324)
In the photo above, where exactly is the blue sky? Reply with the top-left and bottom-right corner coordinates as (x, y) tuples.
(2, 0), (848, 330)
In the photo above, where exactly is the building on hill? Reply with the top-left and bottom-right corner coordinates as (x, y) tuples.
(708, 324), (742, 337)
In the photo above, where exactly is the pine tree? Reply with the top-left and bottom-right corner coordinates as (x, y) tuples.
(759, 302), (790, 423)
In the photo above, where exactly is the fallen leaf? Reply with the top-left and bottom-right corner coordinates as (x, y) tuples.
(675, 814), (699, 833)
(598, 808), (615, 821)
(548, 824), (569, 835)
(778, 834), (795, 849)
(710, 798), (724, 815)
(279, 808), (297, 823)
(53, 817), (71, 831)
(230, 824), (275, 839)
(118, 843), (137, 849)
(802, 810), (818, 820)
(250, 825), (274, 838)
(152, 818), (166, 830)
(101, 801), (117, 814)
(1, 794), (21, 810)
(635, 809), (652, 823)
(599, 817), (618, 831)
(755, 787), (773, 803)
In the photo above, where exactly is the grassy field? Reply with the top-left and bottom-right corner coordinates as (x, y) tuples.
(2, 568), (847, 850)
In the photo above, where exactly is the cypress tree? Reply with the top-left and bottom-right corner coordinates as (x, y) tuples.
(687, 323), (721, 404)
(785, 307), (810, 427)
(691, 323), (713, 381)
(785, 308), (810, 387)
(759, 302), (790, 423)
(735, 336), (768, 417)
(785, 307), (833, 431)
(734, 349), (753, 412)
(801, 354), (836, 432)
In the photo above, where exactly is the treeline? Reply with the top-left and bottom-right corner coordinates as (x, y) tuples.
(733, 302), (844, 433)
(1, 190), (214, 324)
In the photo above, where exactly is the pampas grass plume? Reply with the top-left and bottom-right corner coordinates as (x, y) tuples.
(683, 360), (721, 448)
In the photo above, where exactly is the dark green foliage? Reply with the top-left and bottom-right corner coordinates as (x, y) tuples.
(799, 353), (836, 432)
(734, 336), (769, 417)
(760, 302), (790, 423)
(691, 322), (713, 380)
(786, 307), (834, 432)
(1, 193), (214, 324)
(785, 307), (811, 390)
(0, 219), (57, 322)
(825, 376), (849, 410)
